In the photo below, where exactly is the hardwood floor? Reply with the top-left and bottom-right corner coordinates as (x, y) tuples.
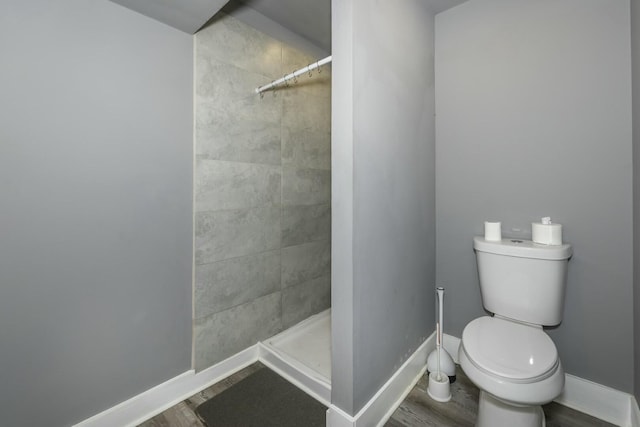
(139, 363), (616, 427)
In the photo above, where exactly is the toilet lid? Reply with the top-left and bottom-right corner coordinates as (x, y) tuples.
(462, 317), (558, 381)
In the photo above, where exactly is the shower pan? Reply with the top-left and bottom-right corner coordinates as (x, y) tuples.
(261, 309), (332, 404)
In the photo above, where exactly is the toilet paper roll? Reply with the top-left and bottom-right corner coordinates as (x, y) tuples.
(484, 221), (502, 242)
(532, 222), (562, 245)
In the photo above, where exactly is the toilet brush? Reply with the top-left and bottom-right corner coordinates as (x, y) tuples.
(427, 322), (451, 402)
(436, 324), (442, 382)
(427, 287), (456, 382)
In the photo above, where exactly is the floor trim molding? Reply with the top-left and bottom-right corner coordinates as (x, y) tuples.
(555, 374), (635, 427)
(73, 345), (259, 427)
(326, 332), (436, 427)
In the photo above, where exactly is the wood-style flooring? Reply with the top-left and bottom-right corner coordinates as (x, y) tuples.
(139, 362), (616, 427)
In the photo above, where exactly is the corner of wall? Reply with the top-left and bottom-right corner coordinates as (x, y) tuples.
(632, 0), (640, 405)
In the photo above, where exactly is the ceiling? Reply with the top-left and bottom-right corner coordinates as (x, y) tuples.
(109, 0), (230, 34)
(234, 0), (331, 53)
(109, 0), (466, 55)
(108, 0), (330, 52)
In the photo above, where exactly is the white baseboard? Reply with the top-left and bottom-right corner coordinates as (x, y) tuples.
(555, 373), (636, 427)
(73, 345), (259, 427)
(327, 332), (436, 427)
(326, 404), (356, 427)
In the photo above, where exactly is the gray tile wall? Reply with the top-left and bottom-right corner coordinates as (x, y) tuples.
(194, 14), (331, 371)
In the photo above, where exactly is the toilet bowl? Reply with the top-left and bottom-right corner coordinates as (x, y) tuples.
(461, 237), (572, 426)
(460, 317), (565, 426)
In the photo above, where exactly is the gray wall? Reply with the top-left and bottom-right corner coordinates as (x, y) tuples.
(632, 0), (640, 402)
(435, 0), (634, 392)
(332, 0), (437, 415)
(193, 13), (331, 371)
(0, 1), (193, 425)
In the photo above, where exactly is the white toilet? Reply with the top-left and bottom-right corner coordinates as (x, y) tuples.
(459, 236), (572, 427)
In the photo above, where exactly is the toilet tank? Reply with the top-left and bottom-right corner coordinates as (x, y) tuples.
(473, 236), (572, 326)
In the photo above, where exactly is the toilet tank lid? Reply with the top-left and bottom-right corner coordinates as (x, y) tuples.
(474, 236), (572, 260)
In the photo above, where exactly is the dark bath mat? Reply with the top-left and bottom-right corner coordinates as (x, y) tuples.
(196, 367), (327, 427)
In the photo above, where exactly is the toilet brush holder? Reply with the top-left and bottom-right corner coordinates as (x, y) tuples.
(427, 372), (451, 402)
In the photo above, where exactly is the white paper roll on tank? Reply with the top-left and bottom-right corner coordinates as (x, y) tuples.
(484, 221), (502, 241)
(532, 217), (563, 245)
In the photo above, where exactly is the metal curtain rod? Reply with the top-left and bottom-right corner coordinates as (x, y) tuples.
(255, 55), (332, 94)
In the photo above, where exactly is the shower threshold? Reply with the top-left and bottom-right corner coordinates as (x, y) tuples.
(260, 309), (331, 406)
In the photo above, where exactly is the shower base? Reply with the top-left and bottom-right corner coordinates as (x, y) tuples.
(260, 309), (331, 405)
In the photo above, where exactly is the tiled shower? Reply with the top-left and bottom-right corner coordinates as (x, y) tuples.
(193, 13), (331, 372)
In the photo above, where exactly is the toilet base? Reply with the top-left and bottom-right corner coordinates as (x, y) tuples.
(476, 390), (545, 427)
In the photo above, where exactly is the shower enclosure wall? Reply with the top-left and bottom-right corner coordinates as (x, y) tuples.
(193, 13), (331, 373)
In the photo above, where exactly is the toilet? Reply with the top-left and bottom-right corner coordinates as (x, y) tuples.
(459, 236), (572, 427)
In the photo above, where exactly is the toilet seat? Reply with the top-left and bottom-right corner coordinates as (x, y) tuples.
(462, 316), (558, 383)
(460, 316), (564, 406)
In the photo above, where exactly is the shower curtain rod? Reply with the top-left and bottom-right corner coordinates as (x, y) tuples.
(255, 55), (332, 94)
